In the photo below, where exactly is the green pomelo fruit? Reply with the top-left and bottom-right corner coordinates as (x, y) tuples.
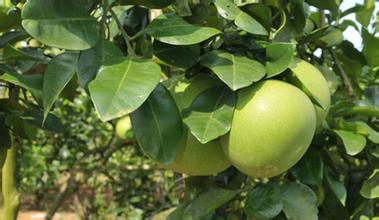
(222, 80), (316, 178)
(115, 116), (132, 140)
(290, 59), (331, 128)
(162, 75), (231, 176)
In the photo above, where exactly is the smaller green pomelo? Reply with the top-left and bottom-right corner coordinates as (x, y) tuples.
(161, 75), (231, 176)
(222, 80), (316, 178)
(115, 116), (132, 140)
(290, 59), (331, 128)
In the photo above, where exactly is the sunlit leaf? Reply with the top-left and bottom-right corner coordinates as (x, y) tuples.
(334, 130), (367, 156)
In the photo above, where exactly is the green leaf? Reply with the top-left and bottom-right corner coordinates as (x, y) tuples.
(235, 11), (268, 35)
(43, 52), (78, 121)
(0, 31), (28, 48)
(89, 57), (161, 121)
(318, 29), (343, 47)
(305, 0), (338, 13)
(356, 0), (375, 27)
(201, 51), (265, 91)
(266, 43), (295, 77)
(145, 13), (220, 45)
(336, 120), (379, 144)
(281, 182), (318, 220)
(354, 121), (379, 144)
(0, 72), (43, 103)
(334, 130), (367, 156)
(362, 28), (379, 67)
(360, 169), (379, 199)
(0, 9), (21, 32)
(182, 187), (237, 219)
(77, 40), (123, 90)
(214, 0), (240, 20)
(130, 84), (183, 164)
(21, 0), (100, 50)
(183, 86), (236, 144)
(325, 170), (347, 206)
(291, 148), (324, 186)
(3, 44), (44, 61)
(117, 0), (174, 8)
(153, 41), (200, 68)
(20, 110), (63, 133)
(244, 183), (283, 219)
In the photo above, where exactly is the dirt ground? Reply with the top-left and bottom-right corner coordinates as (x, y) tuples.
(18, 212), (80, 220)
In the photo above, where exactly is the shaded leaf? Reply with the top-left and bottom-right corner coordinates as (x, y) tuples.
(266, 43), (295, 77)
(117, 0), (174, 8)
(305, 0), (338, 13)
(130, 84), (183, 164)
(360, 169), (379, 199)
(21, 0), (100, 50)
(89, 57), (161, 121)
(325, 170), (347, 206)
(201, 51), (265, 91)
(281, 182), (318, 220)
(0, 31), (28, 48)
(334, 130), (367, 156)
(291, 148), (324, 186)
(235, 11), (268, 35)
(244, 183), (283, 219)
(183, 86), (235, 144)
(3, 44), (44, 61)
(145, 13), (220, 45)
(77, 39), (123, 90)
(43, 52), (78, 120)
(183, 187), (237, 219)
(0, 9), (21, 32)
(356, 0), (375, 27)
(362, 28), (379, 67)
(153, 41), (200, 68)
(20, 110), (63, 133)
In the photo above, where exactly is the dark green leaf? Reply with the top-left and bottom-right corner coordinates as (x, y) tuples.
(130, 84), (183, 164)
(3, 44), (44, 61)
(77, 39), (123, 90)
(318, 29), (343, 47)
(325, 170), (347, 206)
(291, 148), (324, 186)
(21, 0), (100, 50)
(89, 57), (161, 121)
(183, 86), (235, 144)
(145, 13), (220, 45)
(201, 51), (265, 91)
(244, 183), (283, 219)
(0, 31), (28, 48)
(182, 187), (237, 219)
(362, 28), (379, 67)
(334, 130), (367, 156)
(0, 117), (11, 149)
(266, 43), (295, 77)
(0, 9), (21, 32)
(43, 52), (78, 120)
(356, 0), (375, 27)
(153, 41), (200, 68)
(360, 169), (379, 199)
(235, 11), (268, 35)
(117, 0), (174, 8)
(20, 110), (63, 133)
(281, 182), (318, 220)
(305, 0), (338, 13)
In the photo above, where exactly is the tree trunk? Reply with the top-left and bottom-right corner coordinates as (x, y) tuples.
(0, 140), (20, 220)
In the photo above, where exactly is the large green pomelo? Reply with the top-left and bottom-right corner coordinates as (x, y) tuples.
(290, 59), (331, 128)
(222, 80), (316, 178)
(115, 116), (132, 140)
(162, 75), (231, 176)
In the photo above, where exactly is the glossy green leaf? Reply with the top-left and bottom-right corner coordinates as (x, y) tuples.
(201, 51), (265, 91)
(305, 0), (338, 13)
(362, 28), (379, 67)
(325, 170), (347, 206)
(21, 0), (100, 50)
(355, 121), (379, 144)
(77, 40), (123, 90)
(117, 0), (174, 8)
(291, 148), (324, 186)
(3, 44), (44, 61)
(281, 182), (318, 220)
(144, 13), (220, 45)
(183, 86), (236, 144)
(334, 130), (367, 156)
(89, 57), (161, 121)
(336, 120), (379, 144)
(244, 183), (283, 219)
(356, 0), (375, 27)
(266, 43), (295, 77)
(243, 4), (272, 30)
(43, 52), (78, 120)
(360, 169), (379, 199)
(235, 11), (268, 35)
(20, 110), (63, 133)
(318, 29), (343, 47)
(130, 84), (183, 164)
(153, 41), (200, 68)
(182, 187), (237, 219)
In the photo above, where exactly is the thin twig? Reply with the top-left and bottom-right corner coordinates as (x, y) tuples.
(330, 50), (354, 96)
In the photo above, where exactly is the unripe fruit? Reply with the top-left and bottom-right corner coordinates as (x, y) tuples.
(115, 116), (132, 140)
(163, 75), (231, 176)
(222, 80), (316, 178)
(290, 59), (331, 128)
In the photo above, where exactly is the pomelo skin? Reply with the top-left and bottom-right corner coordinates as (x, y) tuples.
(222, 80), (316, 178)
(162, 75), (231, 176)
(115, 116), (132, 140)
(291, 59), (331, 128)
